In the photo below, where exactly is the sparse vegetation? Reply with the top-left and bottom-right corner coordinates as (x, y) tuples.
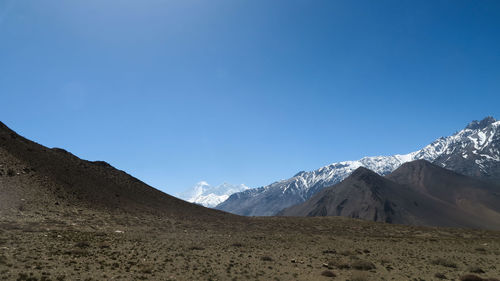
(340, 250), (356, 256)
(261, 256), (273, 262)
(138, 264), (153, 274)
(320, 270), (336, 277)
(435, 272), (447, 279)
(460, 274), (484, 281)
(431, 257), (458, 268)
(1, 216), (500, 280)
(351, 260), (376, 271)
(64, 248), (89, 257)
(7, 168), (15, 177)
(351, 272), (370, 281)
(328, 259), (350, 269)
(75, 241), (90, 248)
(469, 266), (485, 273)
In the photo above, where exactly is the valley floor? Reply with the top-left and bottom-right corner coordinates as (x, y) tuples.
(1, 214), (500, 281)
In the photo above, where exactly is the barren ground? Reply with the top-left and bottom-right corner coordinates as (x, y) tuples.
(1, 212), (499, 281)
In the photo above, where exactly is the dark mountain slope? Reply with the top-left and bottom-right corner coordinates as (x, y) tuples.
(0, 121), (232, 221)
(279, 161), (500, 229)
(387, 160), (500, 218)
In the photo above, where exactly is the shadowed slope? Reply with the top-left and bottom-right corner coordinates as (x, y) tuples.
(0, 121), (233, 221)
(387, 160), (500, 223)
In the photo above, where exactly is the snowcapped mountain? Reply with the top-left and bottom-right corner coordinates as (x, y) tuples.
(216, 117), (500, 216)
(432, 116), (500, 182)
(178, 181), (249, 208)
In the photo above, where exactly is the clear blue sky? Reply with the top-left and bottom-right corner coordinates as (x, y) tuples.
(1, 0), (499, 195)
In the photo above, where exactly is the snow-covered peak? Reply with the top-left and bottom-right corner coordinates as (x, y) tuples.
(465, 116), (497, 130)
(178, 182), (250, 208)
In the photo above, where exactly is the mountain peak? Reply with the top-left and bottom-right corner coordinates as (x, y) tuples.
(465, 116), (497, 130)
(348, 166), (382, 183)
(399, 159), (434, 168)
(350, 166), (376, 176)
(179, 182), (250, 208)
(386, 159), (462, 187)
(390, 159), (441, 175)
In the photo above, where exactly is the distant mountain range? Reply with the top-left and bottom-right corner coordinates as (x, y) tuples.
(178, 182), (249, 207)
(216, 117), (500, 216)
(279, 160), (500, 230)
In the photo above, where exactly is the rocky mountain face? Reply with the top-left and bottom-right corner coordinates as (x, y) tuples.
(432, 116), (500, 182)
(216, 117), (500, 216)
(279, 160), (500, 229)
(178, 181), (249, 207)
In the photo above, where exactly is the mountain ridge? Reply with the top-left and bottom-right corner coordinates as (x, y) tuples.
(279, 160), (500, 229)
(216, 117), (500, 216)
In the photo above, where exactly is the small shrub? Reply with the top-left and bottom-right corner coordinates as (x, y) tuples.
(7, 169), (15, 177)
(75, 241), (90, 248)
(340, 250), (355, 256)
(64, 249), (89, 257)
(138, 264), (153, 274)
(328, 260), (350, 269)
(431, 258), (457, 268)
(261, 256), (273, 262)
(16, 273), (38, 281)
(320, 270), (336, 277)
(337, 262), (351, 269)
(380, 258), (392, 265)
(351, 260), (376, 271)
(460, 275), (484, 281)
(322, 249), (336, 254)
(434, 273), (447, 279)
(469, 266), (485, 274)
(98, 242), (110, 249)
(351, 272), (370, 281)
